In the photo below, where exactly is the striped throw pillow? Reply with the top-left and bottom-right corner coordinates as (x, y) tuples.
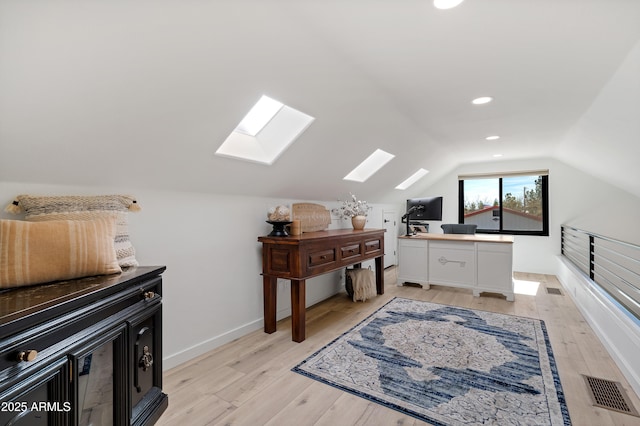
(5, 195), (140, 268)
(0, 218), (122, 289)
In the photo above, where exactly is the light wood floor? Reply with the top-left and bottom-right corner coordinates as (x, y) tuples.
(156, 268), (640, 426)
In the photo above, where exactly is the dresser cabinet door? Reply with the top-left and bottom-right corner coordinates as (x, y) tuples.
(477, 243), (513, 292)
(0, 358), (69, 426)
(70, 326), (127, 426)
(129, 302), (165, 426)
(398, 239), (429, 284)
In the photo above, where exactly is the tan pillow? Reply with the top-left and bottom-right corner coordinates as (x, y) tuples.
(5, 194), (140, 268)
(0, 218), (122, 289)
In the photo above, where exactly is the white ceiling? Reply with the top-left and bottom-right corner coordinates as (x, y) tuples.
(1, 0), (639, 203)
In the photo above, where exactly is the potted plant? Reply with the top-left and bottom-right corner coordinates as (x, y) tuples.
(332, 194), (371, 230)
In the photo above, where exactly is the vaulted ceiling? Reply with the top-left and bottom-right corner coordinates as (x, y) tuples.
(1, 0), (639, 203)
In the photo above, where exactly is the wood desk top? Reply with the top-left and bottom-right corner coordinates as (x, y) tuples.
(399, 233), (514, 244)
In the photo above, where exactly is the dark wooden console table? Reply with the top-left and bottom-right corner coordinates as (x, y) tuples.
(258, 228), (385, 342)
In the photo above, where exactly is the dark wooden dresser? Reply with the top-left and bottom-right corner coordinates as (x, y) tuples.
(0, 266), (167, 426)
(258, 229), (385, 342)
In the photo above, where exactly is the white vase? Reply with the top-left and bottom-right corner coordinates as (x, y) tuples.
(351, 215), (366, 230)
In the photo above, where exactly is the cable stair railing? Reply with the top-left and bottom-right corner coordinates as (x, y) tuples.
(561, 225), (640, 322)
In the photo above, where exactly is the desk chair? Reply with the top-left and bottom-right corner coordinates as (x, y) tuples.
(441, 224), (477, 234)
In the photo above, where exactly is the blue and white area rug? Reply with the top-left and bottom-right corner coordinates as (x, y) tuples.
(293, 298), (571, 425)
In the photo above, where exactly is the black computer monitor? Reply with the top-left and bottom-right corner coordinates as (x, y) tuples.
(406, 197), (443, 221)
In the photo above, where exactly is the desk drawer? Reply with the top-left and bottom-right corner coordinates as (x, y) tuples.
(428, 245), (475, 287)
(477, 242), (512, 254)
(308, 249), (336, 267)
(340, 243), (361, 261)
(364, 238), (382, 254)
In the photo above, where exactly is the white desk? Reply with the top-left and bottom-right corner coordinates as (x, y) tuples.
(398, 233), (514, 301)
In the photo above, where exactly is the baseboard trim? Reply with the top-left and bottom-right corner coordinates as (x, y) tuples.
(162, 289), (343, 371)
(556, 255), (640, 397)
(162, 318), (263, 370)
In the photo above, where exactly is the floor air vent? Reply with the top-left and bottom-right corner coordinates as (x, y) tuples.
(583, 375), (639, 416)
(546, 287), (563, 295)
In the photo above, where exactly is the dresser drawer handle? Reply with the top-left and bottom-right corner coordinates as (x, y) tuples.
(139, 345), (154, 371)
(320, 255), (327, 259)
(17, 350), (38, 362)
(143, 291), (156, 300)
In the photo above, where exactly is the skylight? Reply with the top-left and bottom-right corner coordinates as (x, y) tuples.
(343, 149), (395, 182)
(472, 96), (493, 105)
(234, 95), (283, 136)
(434, 0), (465, 10)
(215, 95), (315, 165)
(395, 168), (429, 190)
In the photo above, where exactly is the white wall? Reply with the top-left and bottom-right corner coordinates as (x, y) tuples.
(549, 39), (640, 395)
(555, 39), (640, 199)
(0, 181), (398, 369)
(415, 156), (640, 274)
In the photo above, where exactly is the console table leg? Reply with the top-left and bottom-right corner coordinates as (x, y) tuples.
(263, 276), (277, 334)
(375, 255), (384, 294)
(291, 280), (306, 342)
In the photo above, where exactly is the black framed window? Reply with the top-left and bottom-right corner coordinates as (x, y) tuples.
(458, 172), (549, 236)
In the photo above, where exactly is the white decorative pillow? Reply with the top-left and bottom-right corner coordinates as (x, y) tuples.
(5, 195), (141, 268)
(0, 218), (122, 289)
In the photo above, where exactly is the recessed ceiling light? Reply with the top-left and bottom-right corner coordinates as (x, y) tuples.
(434, 0), (465, 9)
(395, 168), (429, 190)
(472, 97), (493, 105)
(344, 149), (395, 182)
(493, 154), (503, 158)
(486, 135), (500, 140)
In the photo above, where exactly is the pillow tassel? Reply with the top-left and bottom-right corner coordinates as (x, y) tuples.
(4, 199), (22, 214)
(128, 199), (141, 212)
